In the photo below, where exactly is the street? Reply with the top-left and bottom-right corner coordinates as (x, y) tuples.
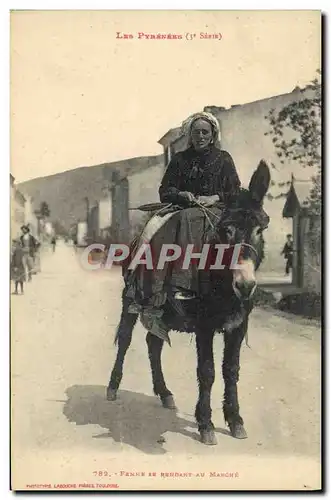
(11, 241), (321, 491)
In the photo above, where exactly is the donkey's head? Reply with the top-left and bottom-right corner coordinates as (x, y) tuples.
(217, 160), (271, 300)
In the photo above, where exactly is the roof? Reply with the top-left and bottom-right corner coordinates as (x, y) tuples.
(105, 154), (164, 184)
(282, 178), (314, 217)
(158, 127), (182, 146)
(204, 86), (313, 116)
(158, 86), (316, 149)
(292, 180), (314, 205)
(123, 154), (164, 178)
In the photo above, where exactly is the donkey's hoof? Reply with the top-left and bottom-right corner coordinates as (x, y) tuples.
(200, 429), (218, 446)
(106, 387), (117, 401)
(161, 395), (177, 410)
(229, 423), (247, 439)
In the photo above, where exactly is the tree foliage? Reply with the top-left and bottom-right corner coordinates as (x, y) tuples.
(265, 71), (321, 216)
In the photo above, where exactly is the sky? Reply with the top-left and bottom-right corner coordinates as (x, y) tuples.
(10, 10), (321, 182)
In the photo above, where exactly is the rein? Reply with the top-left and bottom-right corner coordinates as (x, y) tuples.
(192, 199), (222, 231)
(193, 200), (259, 261)
(237, 242), (259, 260)
(132, 200), (260, 263)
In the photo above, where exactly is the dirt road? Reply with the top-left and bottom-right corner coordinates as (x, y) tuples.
(11, 241), (321, 491)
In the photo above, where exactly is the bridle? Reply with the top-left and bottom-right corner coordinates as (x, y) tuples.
(192, 200), (261, 263)
(155, 199), (262, 270)
(236, 242), (259, 261)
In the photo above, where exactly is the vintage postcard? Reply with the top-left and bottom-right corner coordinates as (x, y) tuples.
(10, 10), (322, 491)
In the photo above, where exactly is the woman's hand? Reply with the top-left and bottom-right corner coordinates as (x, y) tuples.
(177, 191), (196, 204)
(197, 195), (219, 207)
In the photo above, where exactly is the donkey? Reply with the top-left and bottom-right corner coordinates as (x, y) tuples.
(106, 161), (271, 445)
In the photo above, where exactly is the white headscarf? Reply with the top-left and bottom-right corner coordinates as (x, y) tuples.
(181, 112), (221, 148)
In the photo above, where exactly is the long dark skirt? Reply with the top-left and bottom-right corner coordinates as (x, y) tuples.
(126, 206), (223, 308)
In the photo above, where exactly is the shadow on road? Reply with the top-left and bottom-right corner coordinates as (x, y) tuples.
(63, 385), (212, 455)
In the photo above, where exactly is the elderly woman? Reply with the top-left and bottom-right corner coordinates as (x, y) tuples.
(127, 112), (241, 323)
(157, 111), (241, 299)
(160, 112), (240, 209)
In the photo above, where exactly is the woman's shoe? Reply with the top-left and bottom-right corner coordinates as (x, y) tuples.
(128, 303), (141, 314)
(174, 291), (196, 300)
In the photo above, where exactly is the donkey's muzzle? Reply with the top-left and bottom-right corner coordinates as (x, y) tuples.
(233, 280), (257, 300)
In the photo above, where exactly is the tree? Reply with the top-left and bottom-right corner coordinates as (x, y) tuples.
(265, 71), (321, 260)
(265, 70), (321, 216)
(40, 201), (51, 218)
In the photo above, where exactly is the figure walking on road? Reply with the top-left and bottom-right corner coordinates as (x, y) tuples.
(20, 225), (39, 281)
(11, 239), (25, 294)
(33, 237), (41, 273)
(51, 235), (57, 253)
(281, 234), (293, 275)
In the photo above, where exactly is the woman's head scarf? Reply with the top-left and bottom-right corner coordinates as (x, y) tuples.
(181, 112), (221, 148)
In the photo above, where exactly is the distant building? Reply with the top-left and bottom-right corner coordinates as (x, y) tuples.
(98, 192), (112, 235)
(10, 174), (26, 239)
(111, 172), (130, 244)
(87, 155), (164, 243)
(76, 220), (88, 247)
(44, 221), (54, 237)
(283, 177), (321, 292)
(24, 195), (38, 238)
(126, 156), (164, 238)
(87, 202), (100, 243)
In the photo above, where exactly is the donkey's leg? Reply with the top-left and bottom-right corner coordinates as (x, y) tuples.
(146, 332), (176, 410)
(195, 328), (217, 445)
(107, 292), (138, 401)
(222, 320), (247, 439)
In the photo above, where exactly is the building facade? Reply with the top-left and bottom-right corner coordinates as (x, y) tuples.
(87, 202), (100, 243)
(96, 155), (165, 242)
(10, 174), (26, 239)
(24, 195), (39, 238)
(126, 157), (165, 238)
(158, 87), (317, 275)
(111, 172), (130, 244)
(98, 192), (112, 235)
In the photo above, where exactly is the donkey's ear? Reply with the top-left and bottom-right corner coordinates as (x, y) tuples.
(248, 159), (271, 203)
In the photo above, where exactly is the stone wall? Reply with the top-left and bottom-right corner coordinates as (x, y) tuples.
(11, 177), (26, 239)
(111, 175), (130, 243)
(127, 162), (165, 238)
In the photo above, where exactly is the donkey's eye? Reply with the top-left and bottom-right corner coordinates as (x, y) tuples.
(252, 227), (263, 239)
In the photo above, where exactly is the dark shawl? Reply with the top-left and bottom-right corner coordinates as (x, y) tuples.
(124, 146), (241, 326)
(159, 145), (241, 204)
(20, 234), (39, 257)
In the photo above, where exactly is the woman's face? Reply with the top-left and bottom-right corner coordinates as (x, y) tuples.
(190, 119), (213, 151)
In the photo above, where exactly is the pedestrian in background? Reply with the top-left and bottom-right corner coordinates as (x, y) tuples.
(11, 239), (25, 294)
(281, 234), (293, 275)
(51, 235), (57, 252)
(20, 225), (38, 281)
(33, 235), (41, 273)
